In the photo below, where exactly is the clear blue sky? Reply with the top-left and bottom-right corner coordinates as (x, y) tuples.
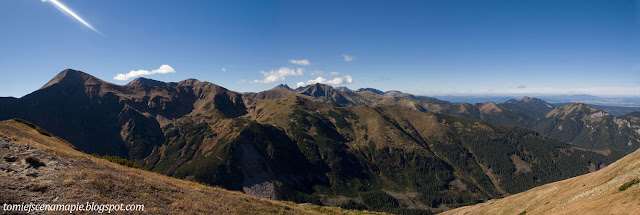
(0, 0), (638, 97)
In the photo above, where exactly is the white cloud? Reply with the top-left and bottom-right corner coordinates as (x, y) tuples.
(252, 67), (304, 84)
(289, 59), (310, 66)
(343, 54), (354, 62)
(221, 68), (227, 72)
(114, 65), (175, 81)
(329, 72), (340, 76)
(296, 75), (353, 87)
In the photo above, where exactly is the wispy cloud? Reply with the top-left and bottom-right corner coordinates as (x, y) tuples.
(297, 75), (353, 87)
(329, 72), (340, 76)
(221, 68), (227, 72)
(252, 67), (304, 84)
(114, 65), (175, 81)
(342, 54), (354, 62)
(46, 0), (99, 33)
(289, 59), (311, 66)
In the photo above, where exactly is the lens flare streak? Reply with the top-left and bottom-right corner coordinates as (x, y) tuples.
(47, 0), (98, 32)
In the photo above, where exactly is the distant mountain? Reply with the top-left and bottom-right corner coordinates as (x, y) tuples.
(355, 88), (385, 95)
(442, 146), (640, 215)
(432, 96), (518, 104)
(384, 90), (448, 103)
(295, 83), (355, 106)
(586, 105), (640, 116)
(247, 85), (640, 153)
(334, 86), (352, 92)
(245, 84), (448, 107)
(432, 94), (640, 107)
(244, 84), (297, 100)
(0, 69), (623, 214)
(537, 94), (640, 107)
(501, 96), (554, 118)
(533, 103), (640, 152)
(382, 96), (640, 153)
(626, 111), (640, 118)
(126, 77), (172, 87)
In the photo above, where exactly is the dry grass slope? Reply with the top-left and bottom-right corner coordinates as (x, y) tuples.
(0, 120), (381, 215)
(440, 147), (640, 215)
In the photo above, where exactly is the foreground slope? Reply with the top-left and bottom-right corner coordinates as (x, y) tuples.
(0, 120), (374, 214)
(441, 147), (640, 215)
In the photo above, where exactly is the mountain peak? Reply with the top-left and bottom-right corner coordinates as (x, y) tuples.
(334, 86), (352, 92)
(505, 99), (518, 103)
(356, 88), (385, 95)
(273, 84), (292, 90)
(40, 69), (103, 90)
(312, 83), (330, 87)
(520, 96), (547, 103)
(384, 90), (410, 97)
(295, 83), (354, 105)
(177, 78), (201, 86)
(295, 83), (333, 92)
(126, 77), (167, 87)
(546, 102), (606, 119)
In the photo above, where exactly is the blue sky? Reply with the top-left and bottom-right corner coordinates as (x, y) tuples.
(0, 0), (638, 97)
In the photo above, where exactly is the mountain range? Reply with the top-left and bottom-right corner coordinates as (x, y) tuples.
(434, 95), (640, 108)
(247, 83), (640, 154)
(0, 69), (638, 214)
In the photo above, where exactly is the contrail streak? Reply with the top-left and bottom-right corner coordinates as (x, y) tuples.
(47, 0), (98, 32)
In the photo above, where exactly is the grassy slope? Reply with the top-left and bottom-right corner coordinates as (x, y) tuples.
(440, 147), (640, 215)
(0, 120), (379, 215)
